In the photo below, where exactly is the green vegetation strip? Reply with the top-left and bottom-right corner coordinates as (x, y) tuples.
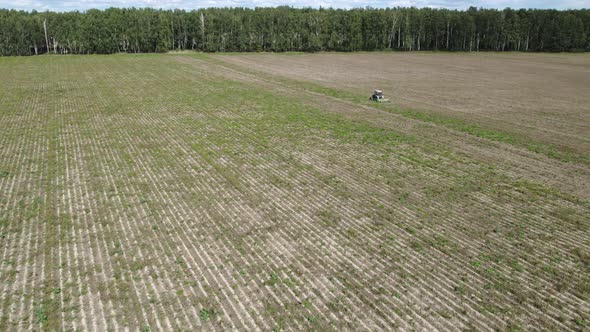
(200, 54), (590, 166)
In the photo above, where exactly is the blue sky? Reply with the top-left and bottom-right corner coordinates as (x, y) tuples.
(0, 0), (587, 12)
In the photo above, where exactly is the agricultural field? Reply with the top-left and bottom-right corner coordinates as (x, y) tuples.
(219, 52), (590, 159)
(0, 53), (589, 331)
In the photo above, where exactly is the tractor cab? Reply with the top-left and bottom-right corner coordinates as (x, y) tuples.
(370, 90), (390, 103)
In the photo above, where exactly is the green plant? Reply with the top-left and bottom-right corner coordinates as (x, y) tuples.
(574, 317), (586, 327)
(265, 273), (280, 286)
(199, 308), (210, 321)
(35, 306), (48, 324)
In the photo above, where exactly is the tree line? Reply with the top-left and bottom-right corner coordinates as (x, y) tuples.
(1, 7), (589, 56)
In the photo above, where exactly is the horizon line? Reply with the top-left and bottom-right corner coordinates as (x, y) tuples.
(1, 5), (588, 13)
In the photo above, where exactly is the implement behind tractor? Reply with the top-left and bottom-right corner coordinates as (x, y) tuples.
(370, 90), (390, 103)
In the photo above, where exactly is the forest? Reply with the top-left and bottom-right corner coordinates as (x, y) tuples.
(0, 7), (589, 56)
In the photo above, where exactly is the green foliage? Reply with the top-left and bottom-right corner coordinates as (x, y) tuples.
(264, 273), (280, 286)
(199, 308), (211, 321)
(34, 306), (48, 324)
(0, 7), (588, 56)
(574, 317), (587, 327)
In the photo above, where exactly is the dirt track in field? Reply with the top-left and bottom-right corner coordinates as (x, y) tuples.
(217, 52), (590, 154)
(1, 54), (589, 331)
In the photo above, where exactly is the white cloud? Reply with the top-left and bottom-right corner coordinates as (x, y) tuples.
(0, 0), (588, 11)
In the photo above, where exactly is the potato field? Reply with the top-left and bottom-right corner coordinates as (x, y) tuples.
(0, 53), (589, 331)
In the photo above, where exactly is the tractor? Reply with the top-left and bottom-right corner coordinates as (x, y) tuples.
(370, 90), (390, 103)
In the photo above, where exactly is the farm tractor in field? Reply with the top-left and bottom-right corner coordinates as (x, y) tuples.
(370, 90), (390, 103)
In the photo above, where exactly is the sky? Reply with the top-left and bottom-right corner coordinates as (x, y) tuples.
(0, 0), (587, 12)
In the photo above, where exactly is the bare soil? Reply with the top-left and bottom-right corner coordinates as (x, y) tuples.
(217, 52), (590, 154)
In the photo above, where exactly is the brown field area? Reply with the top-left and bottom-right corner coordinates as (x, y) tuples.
(0, 53), (589, 331)
(219, 52), (590, 156)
